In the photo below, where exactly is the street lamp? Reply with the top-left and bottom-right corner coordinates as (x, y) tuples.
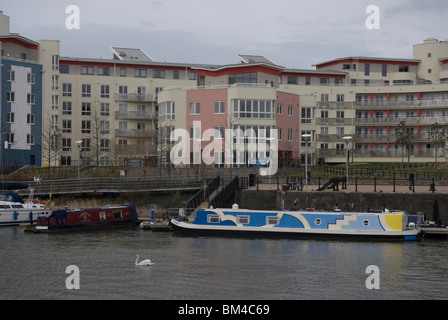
(342, 136), (352, 187)
(76, 140), (82, 179)
(302, 134), (311, 185)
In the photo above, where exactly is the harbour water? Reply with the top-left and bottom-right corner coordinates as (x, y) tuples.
(1, 225), (448, 300)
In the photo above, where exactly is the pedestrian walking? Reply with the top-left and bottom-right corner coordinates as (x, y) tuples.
(409, 170), (415, 191)
(307, 169), (311, 185)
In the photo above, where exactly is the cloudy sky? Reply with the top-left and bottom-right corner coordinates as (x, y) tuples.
(2, 0), (448, 68)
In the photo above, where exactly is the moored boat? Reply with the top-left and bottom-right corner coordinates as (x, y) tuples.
(170, 205), (421, 241)
(34, 204), (138, 233)
(0, 190), (52, 226)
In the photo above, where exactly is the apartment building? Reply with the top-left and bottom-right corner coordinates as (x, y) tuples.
(279, 37), (448, 164)
(0, 30), (43, 167)
(1, 10), (448, 169)
(158, 59), (301, 168)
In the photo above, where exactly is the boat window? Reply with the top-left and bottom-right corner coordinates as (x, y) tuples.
(113, 211), (122, 219)
(0, 205), (10, 209)
(11, 204), (24, 208)
(363, 220), (370, 227)
(315, 218), (322, 226)
(207, 214), (220, 223)
(266, 216), (279, 225)
(237, 215), (250, 224)
(99, 211), (106, 220)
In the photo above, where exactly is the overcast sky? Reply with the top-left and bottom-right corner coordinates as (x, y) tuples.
(2, 0), (448, 68)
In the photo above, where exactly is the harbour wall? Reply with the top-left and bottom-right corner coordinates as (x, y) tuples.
(237, 190), (447, 223)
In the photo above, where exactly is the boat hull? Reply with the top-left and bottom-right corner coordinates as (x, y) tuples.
(170, 208), (421, 241)
(0, 209), (52, 226)
(35, 204), (139, 233)
(170, 220), (419, 241)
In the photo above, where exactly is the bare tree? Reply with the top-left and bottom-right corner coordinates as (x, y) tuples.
(394, 121), (411, 163)
(429, 122), (446, 167)
(41, 112), (62, 176)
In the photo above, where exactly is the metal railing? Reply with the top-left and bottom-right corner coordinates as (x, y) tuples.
(11, 175), (205, 196)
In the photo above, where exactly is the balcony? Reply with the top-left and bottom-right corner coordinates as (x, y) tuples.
(354, 99), (448, 110)
(354, 116), (448, 126)
(115, 93), (157, 102)
(115, 129), (157, 138)
(316, 118), (352, 125)
(115, 144), (157, 155)
(115, 111), (158, 120)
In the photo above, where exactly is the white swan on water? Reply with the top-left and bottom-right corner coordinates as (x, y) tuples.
(135, 254), (154, 266)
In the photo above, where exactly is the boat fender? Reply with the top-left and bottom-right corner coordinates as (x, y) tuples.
(13, 210), (18, 220)
(29, 211), (33, 222)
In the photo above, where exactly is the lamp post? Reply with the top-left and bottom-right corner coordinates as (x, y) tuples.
(76, 140), (82, 179)
(342, 136), (352, 187)
(302, 134), (311, 185)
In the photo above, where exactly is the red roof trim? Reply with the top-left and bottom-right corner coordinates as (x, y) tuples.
(196, 65), (281, 77)
(0, 37), (38, 50)
(281, 71), (346, 79)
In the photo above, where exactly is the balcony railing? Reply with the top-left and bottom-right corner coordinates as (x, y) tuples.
(115, 129), (157, 138)
(115, 111), (158, 120)
(354, 99), (448, 109)
(354, 116), (448, 126)
(115, 93), (157, 102)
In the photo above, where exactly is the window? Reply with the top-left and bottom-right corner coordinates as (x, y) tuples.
(52, 74), (59, 89)
(319, 78), (329, 85)
(189, 126), (200, 140)
(237, 215), (250, 224)
(113, 211), (123, 219)
(153, 70), (165, 78)
(52, 95), (59, 109)
(207, 214), (220, 223)
(97, 67), (110, 76)
(27, 94), (35, 104)
(120, 68), (126, 77)
(27, 114), (35, 124)
(100, 121), (110, 134)
(101, 85), (110, 98)
(27, 134), (34, 145)
(287, 76), (298, 85)
(82, 102), (91, 116)
(100, 139), (110, 152)
(214, 126), (224, 139)
(62, 138), (71, 152)
(288, 129), (293, 141)
(302, 107), (312, 124)
(99, 212), (106, 220)
(27, 73), (35, 84)
(189, 71), (197, 80)
(101, 103), (110, 116)
(82, 120), (91, 133)
(81, 66), (94, 75)
(62, 102), (72, 115)
(52, 55), (59, 70)
(134, 69), (147, 78)
(305, 77), (311, 85)
(277, 103), (282, 115)
(6, 133), (14, 144)
(288, 105), (293, 116)
(232, 100), (273, 119)
(399, 65), (409, 72)
(266, 216), (279, 225)
(229, 72), (257, 84)
(382, 64), (387, 76)
(365, 63), (370, 76)
(214, 101), (225, 114)
(62, 83), (72, 96)
(189, 102), (200, 115)
(7, 70), (15, 81)
(7, 92), (15, 102)
(62, 120), (72, 133)
(173, 70), (179, 79)
(82, 84), (91, 97)
(60, 65), (69, 74)
(7, 112), (14, 123)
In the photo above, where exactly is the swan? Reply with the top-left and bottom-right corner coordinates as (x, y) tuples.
(135, 254), (154, 266)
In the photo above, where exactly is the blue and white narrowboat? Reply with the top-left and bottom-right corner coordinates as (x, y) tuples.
(170, 205), (420, 241)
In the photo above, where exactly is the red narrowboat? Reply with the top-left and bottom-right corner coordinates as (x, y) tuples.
(34, 204), (139, 232)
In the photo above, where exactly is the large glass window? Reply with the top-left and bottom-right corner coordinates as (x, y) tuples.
(232, 99), (273, 119)
(229, 72), (257, 85)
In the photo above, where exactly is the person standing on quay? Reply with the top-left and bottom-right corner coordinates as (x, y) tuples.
(409, 170), (415, 191)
